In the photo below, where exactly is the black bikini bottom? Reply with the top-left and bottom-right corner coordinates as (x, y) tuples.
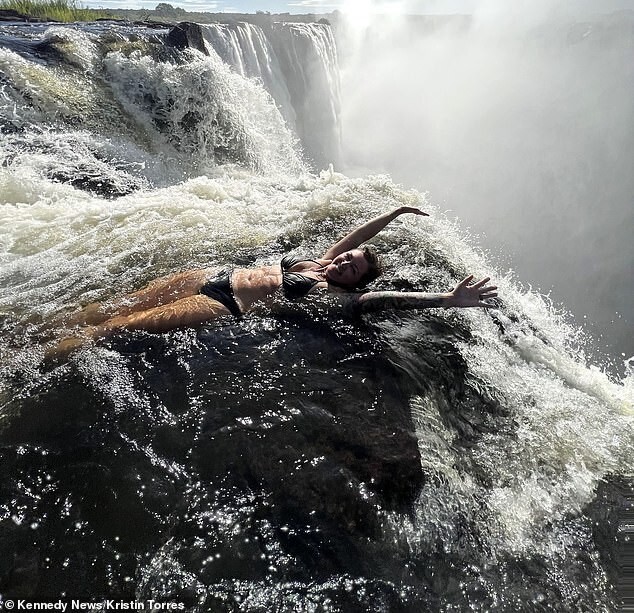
(199, 270), (242, 317)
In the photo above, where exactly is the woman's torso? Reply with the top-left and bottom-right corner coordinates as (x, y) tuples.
(230, 259), (328, 312)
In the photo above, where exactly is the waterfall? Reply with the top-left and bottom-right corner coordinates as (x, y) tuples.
(271, 23), (342, 170)
(200, 23), (296, 129)
(199, 21), (342, 169)
(0, 20), (344, 177)
(0, 24), (306, 186)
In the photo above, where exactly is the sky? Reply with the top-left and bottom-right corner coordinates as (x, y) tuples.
(81, 0), (634, 15)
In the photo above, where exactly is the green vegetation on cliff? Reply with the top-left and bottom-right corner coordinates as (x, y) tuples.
(0, 0), (332, 25)
(0, 0), (111, 22)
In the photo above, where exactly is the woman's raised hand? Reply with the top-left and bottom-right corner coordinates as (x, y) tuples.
(396, 206), (429, 216)
(447, 275), (498, 308)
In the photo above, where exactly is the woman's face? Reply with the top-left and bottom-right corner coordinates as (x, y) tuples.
(325, 249), (369, 287)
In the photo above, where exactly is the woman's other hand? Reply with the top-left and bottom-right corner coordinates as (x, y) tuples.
(447, 275), (498, 308)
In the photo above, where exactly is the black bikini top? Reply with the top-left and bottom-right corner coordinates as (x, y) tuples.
(280, 255), (323, 300)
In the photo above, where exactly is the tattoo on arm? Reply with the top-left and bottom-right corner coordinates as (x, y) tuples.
(357, 291), (449, 313)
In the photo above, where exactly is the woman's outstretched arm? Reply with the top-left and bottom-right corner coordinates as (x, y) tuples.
(322, 206), (428, 260)
(356, 276), (498, 313)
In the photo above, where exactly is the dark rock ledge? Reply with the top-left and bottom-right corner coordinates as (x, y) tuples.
(0, 9), (57, 22)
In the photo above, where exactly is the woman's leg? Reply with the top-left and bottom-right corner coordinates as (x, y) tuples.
(47, 295), (232, 361)
(92, 295), (232, 337)
(67, 268), (217, 326)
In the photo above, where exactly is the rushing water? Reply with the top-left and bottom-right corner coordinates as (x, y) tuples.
(0, 20), (632, 611)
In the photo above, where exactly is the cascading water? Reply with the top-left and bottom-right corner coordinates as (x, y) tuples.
(0, 23), (305, 186)
(269, 22), (342, 169)
(200, 22), (296, 128)
(198, 21), (342, 169)
(0, 18), (632, 612)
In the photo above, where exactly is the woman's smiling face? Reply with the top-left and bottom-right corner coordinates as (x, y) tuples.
(325, 249), (370, 288)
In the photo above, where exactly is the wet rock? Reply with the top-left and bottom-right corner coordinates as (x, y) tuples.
(133, 20), (173, 29)
(0, 9), (28, 22)
(47, 171), (141, 198)
(166, 21), (208, 55)
(0, 10), (55, 23)
(0, 535), (40, 598)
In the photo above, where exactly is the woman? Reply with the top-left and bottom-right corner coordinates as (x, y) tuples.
(52, 206), (497, 355)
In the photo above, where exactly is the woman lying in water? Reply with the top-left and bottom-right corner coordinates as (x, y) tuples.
(51, 206), (497, 357)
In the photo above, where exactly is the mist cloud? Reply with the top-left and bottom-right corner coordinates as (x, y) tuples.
(338, 6), (633, 365)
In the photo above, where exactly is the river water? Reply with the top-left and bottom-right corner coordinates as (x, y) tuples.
(0, 20), (632, 611)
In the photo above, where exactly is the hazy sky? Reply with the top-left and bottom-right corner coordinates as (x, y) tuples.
(82, 0), (633, 15)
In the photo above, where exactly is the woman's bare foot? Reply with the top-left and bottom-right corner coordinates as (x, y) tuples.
(65, 302), (109, 327)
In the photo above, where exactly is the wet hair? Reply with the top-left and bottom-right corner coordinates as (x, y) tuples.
(358, 245), (382, 288)
(328, 245), (383, 290)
